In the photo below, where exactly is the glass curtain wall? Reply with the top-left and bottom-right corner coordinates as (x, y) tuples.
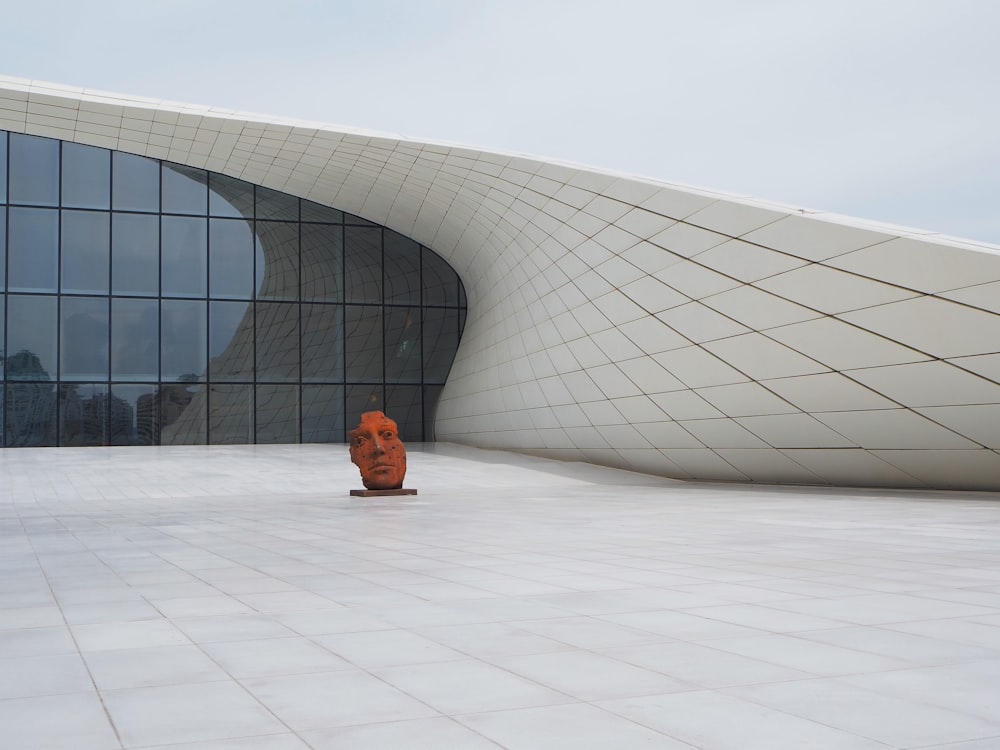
(0, 130), (467, 446)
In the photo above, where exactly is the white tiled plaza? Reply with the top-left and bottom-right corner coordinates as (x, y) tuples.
(2, 444), (999, 749)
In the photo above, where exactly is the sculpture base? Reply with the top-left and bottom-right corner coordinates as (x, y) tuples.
(349, 488), (418, 497)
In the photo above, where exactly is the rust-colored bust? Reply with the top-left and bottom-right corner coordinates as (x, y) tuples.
(349, 411), (407, 490)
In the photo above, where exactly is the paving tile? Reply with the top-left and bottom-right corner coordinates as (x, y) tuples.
(0, 652), (94, 698)
(84, 644), (230, 689)
(599, 690), (893, 749)
(242, 669), (439, 730)
(203, 636), (352, 678)
(314, 628), (466, 668)
(72, 619), (192, 651)
(372, 658), (572, 714)
(302, 716), (504, 749)
(457, 703), (692, 749)
(103, 681), (285, 747)
(0, 692), (120, 750)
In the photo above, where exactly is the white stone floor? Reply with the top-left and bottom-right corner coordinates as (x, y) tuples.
(2, 443), (1000, 750)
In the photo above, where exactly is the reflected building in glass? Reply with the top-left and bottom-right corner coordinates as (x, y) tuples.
(0, 130), (467, 446)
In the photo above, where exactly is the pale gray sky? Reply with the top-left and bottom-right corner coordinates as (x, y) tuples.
(4, 0), (998, 243)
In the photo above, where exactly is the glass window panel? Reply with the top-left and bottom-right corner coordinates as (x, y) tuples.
(59, 383), (109, 446)
(7, 295), (57, 381)
(209, 384), (253, 444)
(345, 385), (382, 429)
(162, 163), (208, 215)
(111, 298), (158, 381)
(301, 304), (343, 383)
(0, 209), (6, 288)
(385, 307), (421, 383)
(422, 308), (459, 382)
(383, 231), (421, 304)
(300, 200), (343, 224)
(161, 299), (207, 382)
(61, 210), (110, 294)
(0, 131), (7, 203)
(256, 185), (298, 221)
(343, 212), (377, 226)
(344, 226), (381, 303)
(0, 295), (4, 380)
(255, 302), (299, 382)
(209, 173), (253, 218)
(62, 142), (110, 209)
(300, 223), (342, 302)
(112, 152), (159, 212)
(459, 281), (467, 308)
(422, 385), (445, 441)
(422, 247), (459, 306)
(209, 218), (254, 299)
(110, 384), (157, 445)
(8, 207), (58, 292)
(384, 385), (423, 442)
(5, 380), (57, 447)
(209, 300), (253, 382)
(162, 215), (207, 297)
(345, 305), (382, 382)
(256, 222), (299, 300)
(61, 296), (110, 381)
(157, 382), (206, 445)
(9, 133), (59, 206)
(301, 385), (344, 443)
(255, 384), (298, 443)
(112, 212), (159, 295)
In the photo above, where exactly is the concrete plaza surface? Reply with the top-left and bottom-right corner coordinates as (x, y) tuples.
(1, 443), (999, 749)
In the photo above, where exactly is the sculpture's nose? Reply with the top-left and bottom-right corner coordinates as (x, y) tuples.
(373, 436), (385, 455)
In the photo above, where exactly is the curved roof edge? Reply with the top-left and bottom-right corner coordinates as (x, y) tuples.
(3, 76), (1000, 491)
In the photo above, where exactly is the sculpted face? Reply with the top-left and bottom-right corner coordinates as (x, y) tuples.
(349, 411), (407, 489)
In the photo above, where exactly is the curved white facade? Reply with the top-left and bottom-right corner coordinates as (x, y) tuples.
(4, 76), (1000, 490)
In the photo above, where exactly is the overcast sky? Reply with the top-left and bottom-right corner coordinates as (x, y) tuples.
(3, 0), (998, 244)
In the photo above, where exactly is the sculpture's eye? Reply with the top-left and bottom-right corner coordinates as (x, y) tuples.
(382, 430), (395, 440)
(354, 437), (367, 446)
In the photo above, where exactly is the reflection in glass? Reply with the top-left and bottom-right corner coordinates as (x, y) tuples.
(423, 247), (459, 306)
(385, 307), (421, 383)
(256, 302), (299, 382)
(256, 185), (298, 221)
(62, 210), (110, 294)
(346, 384), (382, 428)
(0, 209), (6, 288)
(111, 298), (158, 381)
(8, 207), (58, 292)
(256, 222), (299, 300)
(162, 216), (207, 297)
(423, 308), (460, 382)
(209, 301), (252, 381)
(9, 133), (59, 206)
(345, 306), (382, 382)
(113, 152), (159, 212)
(161, 299), (207, 382)
(302, 385), (344, 443)
(162, 164), (208, 215)
(7, 295), (57, 381)
(209, 173), (253, 218)
(344, 227), (381, 303)
(62, 143), (110, 209)
(383, 232), (421, 304)
(209, 218), (254, 299)
(301, 304), (343, 383)
(0, 297), (4, 380)
(5, 380), (57, 447)
(110, 384), (156, 445)
(300, 201), (343, 223)
(112, 212), (159, 295)
(256, 385), (298, 443)
(61, 297), (110, 381)
(0, 131), (6, 203)
(300, 223), (342, 301)
(209, 385), (252, 444)
(59, 383), (111, 446)
(157, 382), (206, 445)
(385, 385), (422, 442)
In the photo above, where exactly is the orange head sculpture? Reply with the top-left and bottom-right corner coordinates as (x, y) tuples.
(349, 411), (407, 490)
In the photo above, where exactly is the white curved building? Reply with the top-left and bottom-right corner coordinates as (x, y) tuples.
(2, 76), (1000, 490)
